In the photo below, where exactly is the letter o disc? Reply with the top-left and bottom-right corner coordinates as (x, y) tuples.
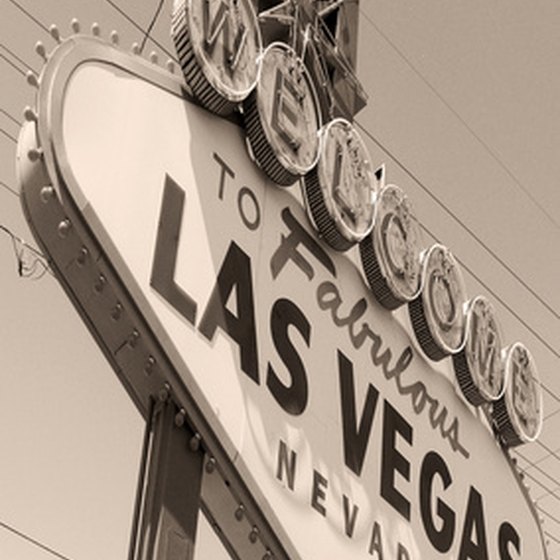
(303, 118), (376, 251)
(243, 42), (321, 186)
(409, 244), (467, 361)
(493, 343), (543, 447)
(360, 185), (422, 308)
(452, 296), (505, 406)
(172, 0), (262, 115)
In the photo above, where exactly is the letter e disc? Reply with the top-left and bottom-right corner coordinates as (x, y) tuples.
(172, 0), (262, 115)
(360, 185), (422, 308)
(409, 244), (467, 361)
(493, 343), (543, 447)
(304, 118), (376, 251)
(243, 42), (321, 186)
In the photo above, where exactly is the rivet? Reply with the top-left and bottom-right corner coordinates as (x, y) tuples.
(35, 41), (47, 60)
(111, 302), (123, 321)
(174, 408), (186, 427)
(94, 274), (106, 293)
(234, 504), (245, 521)
(149, 51), (158, 64)
(91, 23), (101, 37)
(249, 527), (259, 544)
(27, 147), (42, 162)
(71, 18), (81, 34)
(144, 356), (156, 375)
(57, 218), (72, 238)
(110, 31), (119, 45)
(189, 433), (202, 452)
(166, 59), (175, 73)
(205, 457), (216, 474)
(39, 185), (54, 203)
(49, 24), (61, 42)
(131, 42), (140, 55)
(26, 71), (39, 88)
(76, 246), (89, 266)
(158, 383), (170, 402)
(128, 329), (140, 348)
(23, 106), (38, 122)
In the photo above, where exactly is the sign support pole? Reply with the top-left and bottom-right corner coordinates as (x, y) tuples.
(129, 396), (204, 560)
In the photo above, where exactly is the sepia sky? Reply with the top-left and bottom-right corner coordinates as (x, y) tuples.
(0, 0), (559, 558)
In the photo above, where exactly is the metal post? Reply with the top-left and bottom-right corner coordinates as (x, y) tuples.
(130, 397), (204, 560)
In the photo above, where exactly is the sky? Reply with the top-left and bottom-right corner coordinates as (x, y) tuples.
(0, 0), (559, 559)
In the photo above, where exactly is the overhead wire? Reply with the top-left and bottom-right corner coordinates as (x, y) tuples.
(356, 119), (560, 323)
(515, 450), (560, 499)
(0, 125), (17, 143)
(0, 180), (20, 198)
(0, 107), (21, 126)
(0, 40), (37, 73)
(0, 224), (53, 279)
(140, 0), (166, 53)
(4, 0), (50, 35)
(0, 51), (26, 76)
(357, 121), (560, 362)
(0, 519), (74, 560)
(359, 7), (560, 231)
(103, 0), (179, 62)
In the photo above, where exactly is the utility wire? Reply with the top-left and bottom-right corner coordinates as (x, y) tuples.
(0, 125), (17, 143)
(359, 7), (560, 231)
(0, 519), (74, 560)
(140, 0), (166, 53)
(516, 450), (560, 497)
(356, 120), (560, 323)
(358, 122), (560, 361)
(0, 107), (21, 126)
(0, 224), (53, 279)
(0, 51), (26, 77)
(0, 180), (20, 198)
(539, 504), (560, 527)
(0, 41), (37, 73)
(103, 0), (179, 62)
(4, 0), (50, 35)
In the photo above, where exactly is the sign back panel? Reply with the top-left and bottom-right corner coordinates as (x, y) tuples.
(19, 37), (548, 559)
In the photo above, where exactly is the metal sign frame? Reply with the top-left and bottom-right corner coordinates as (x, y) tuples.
(19, 36), (296, 559)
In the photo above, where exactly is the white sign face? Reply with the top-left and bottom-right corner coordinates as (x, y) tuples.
(22, 39), (547, 559)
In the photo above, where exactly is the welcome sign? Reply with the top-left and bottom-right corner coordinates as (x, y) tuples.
(17, 20), (547, 560)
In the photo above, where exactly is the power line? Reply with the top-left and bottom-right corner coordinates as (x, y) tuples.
(539, 504), (560, 527)
(0, 519), (74, 560)
(0, 41), (37, 73)
(356, 119), (560, 324)
(140, 0), (165, 53)
(0, 224), (53, 279)
(0, 125), (17, 143)
(0, 107), (21, 127)
(5, 0), (50, 35)
(0, 51), (26, 77)
(516, 450), (560, 498)
(359, 7), (560, 231)
(103, 0), (179, 62)
(0, 180), (20, 198)
(419, 221), (560, 412)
